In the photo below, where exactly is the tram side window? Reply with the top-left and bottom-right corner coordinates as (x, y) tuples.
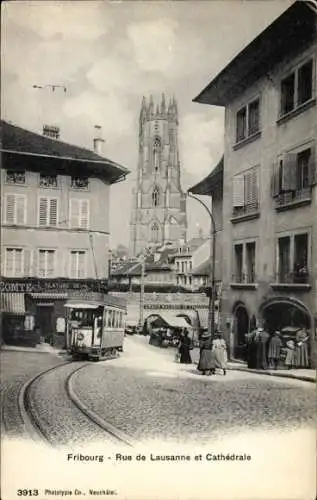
(107, 310), (112, 328)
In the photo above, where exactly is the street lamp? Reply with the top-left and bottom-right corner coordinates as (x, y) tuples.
(187, 192), (216, 338)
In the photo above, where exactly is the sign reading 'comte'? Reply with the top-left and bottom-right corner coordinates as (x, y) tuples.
(0, 279), (108, 294)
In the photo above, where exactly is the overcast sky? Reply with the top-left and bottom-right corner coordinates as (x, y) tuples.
(1, 0), (292, 248)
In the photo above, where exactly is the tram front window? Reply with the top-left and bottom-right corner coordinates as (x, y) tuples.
(70, 309), (94, 327)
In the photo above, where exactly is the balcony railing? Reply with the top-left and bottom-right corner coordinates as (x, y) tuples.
(275, 187), (312, 208)
(231, 273), (256, 284)
(232, 201), (259, 218)
(276, 270), (310, 284)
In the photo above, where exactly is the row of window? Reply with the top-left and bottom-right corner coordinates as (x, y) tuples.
(3, 195), (89, 228)
(4, 248), (87, 278)
(232, 144), (314, 217)
(4, 171), (89, 190)
(176, 260), (192, 273)
(233, 232), (310, 285)
(235, 58), (314, 144)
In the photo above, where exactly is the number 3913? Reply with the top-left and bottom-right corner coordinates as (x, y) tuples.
(17, 490), (38, 496)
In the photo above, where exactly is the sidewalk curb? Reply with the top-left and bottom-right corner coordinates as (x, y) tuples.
(227, 364), (316, 383)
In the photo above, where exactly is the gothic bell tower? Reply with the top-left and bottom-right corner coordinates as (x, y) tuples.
(129, 94), (187, 256)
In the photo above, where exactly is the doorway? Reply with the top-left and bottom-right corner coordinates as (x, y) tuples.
(234, 305), (249, 359)
(36, 305), (54, 343)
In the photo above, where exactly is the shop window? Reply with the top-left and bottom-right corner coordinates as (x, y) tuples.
(280, 59), (313, 116)
(5, 248), (24, 277)
(39, 197), (58, 226)
(38, 249), (56, 278)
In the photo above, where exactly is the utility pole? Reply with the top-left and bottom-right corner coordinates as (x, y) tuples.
(139, 254), (145, 331)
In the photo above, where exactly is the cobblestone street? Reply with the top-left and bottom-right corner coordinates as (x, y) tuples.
(72, 335), (316, 445)
(1, 336), (316, 447)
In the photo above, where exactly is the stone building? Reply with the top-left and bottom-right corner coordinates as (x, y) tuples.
(129, 95), (187, 256)
(192, 1), (317, 366)
(0, 120), (129, 346)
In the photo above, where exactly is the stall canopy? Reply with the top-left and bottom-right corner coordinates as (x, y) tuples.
(0, 293), (25, 314)
(146, 312), (191, 329)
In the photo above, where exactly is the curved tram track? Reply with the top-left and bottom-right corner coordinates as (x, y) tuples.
(20, 361), (136, 447)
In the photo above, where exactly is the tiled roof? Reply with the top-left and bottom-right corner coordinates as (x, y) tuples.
(191, 259), (211, 276)
(1, 120), (130, 183)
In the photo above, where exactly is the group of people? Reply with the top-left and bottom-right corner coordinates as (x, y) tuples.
(245, 326), (310, 370)
(177, 329), (228, 376)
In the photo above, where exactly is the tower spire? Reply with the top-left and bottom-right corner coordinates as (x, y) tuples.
(161, 93), (166, 116)
(149, 94), (154, 117)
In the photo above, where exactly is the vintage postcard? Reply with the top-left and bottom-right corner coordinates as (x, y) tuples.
(1, 1), (316, 499)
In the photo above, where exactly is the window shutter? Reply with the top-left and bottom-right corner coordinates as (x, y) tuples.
(6, 195), (16, 224)
(24, 248), (31, 276)
(49, 199), (57, 226)
(15, 250), (23, 276)
(308, 146), (316, 186)
(16, 196), (26, 225)
(250, 169), (258, 203)
(80, 200), (89, 229)
(282, 153), (297, 191)
(39, 198), (48, 225)
(47, 251), (55, 277)
(70, 199), (80, 228)
(39, 250), (45, 277)
(271, 161), (280, 198)
(5, 249), (14, 276)
(233, 175), (244, 207)
(78, 252), (85, 278)
(70, 252), (77, 278)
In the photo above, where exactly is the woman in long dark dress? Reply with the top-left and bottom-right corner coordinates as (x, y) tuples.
(178, 330), (192, 364)
(197, 331), (216, 375)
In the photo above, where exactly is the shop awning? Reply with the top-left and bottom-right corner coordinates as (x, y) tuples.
(197, 308), (209, 328)
(0, 293), (25, 314)
(31, 293), (68, 300)
(64, 301), (101, 309)
(145, 312), (191, 329)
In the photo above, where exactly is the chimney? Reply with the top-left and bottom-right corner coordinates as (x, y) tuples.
(43, 124), (60, 140)
(93, 125), (105, 154)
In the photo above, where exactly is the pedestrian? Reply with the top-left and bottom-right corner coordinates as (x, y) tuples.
(197, 330), (216, 376)
(295, 326), (309, 368)
(257, 327), (270, 369)
(178, 330), (192, 364)
(245, 330), (256, 368)
(212, 332), (228, 375)
(268, 331), (282, 369)
(285, 339), (296, 369)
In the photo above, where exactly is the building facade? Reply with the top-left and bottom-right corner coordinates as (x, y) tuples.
(129, 95), (187, 256)
(192, 1), (317, 365)
(0, 121), (129, 346)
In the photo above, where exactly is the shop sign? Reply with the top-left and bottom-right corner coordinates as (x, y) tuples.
(144, 303), (209, 310)
(0, 279), (108, 294)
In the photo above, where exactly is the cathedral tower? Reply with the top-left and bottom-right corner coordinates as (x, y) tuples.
(129, 95), (187, 256)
